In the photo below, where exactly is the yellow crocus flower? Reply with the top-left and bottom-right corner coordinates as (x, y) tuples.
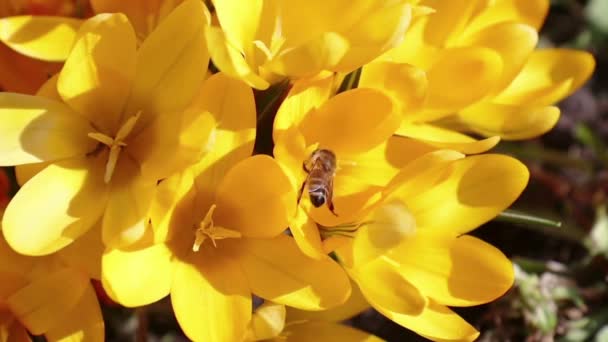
(208, 0), (419, 89)
(0, 0), (212, 255)
(361, 0), (595, 151)
(100, 73), (351, 342)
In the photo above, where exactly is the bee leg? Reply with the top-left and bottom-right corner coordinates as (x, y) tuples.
(297, 180), (306, 204)
(327, 200), (338, 216)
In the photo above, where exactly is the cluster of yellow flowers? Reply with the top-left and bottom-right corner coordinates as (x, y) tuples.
(0, 0), (595, 341)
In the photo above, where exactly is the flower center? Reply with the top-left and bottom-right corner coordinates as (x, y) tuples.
(87, 111), (141, 183)
(192, 204), (242, 252)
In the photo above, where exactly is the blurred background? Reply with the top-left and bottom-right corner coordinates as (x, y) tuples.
(2, 0), (607, 341)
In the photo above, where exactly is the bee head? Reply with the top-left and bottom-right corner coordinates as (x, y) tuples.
(309, 191), (326, 207)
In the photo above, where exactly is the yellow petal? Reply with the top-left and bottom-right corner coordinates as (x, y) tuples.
(6, 267), (89, 335)
(458, 22), (538, 93)
(359, 61), (427, 114)
(377, 299), (479, 342)
(0, 16), (82, 61)
(286, 280), (370, 322)
(213, 0), (262, 54)
(215, 155), (295, 238)
(15, 162), (48, 186)
(299, 88), (399, 155)
(248, 302), (285, 341)
(102, 243), (172, 307)
(127, 0), (210, 127)
(0, 93), (96, 166)
(57, 13), (136, 134)
(0, 320), (31, 342)
(45, 283), (104, 342)
(387, 233), (514, 307)
(206, 26), (270, 90)
(102, 157), (155, 248)
(57, 222), (104, 280)
(406, 154), (529, 235)
(495, 49), (595, 106)
(188, 72), (256, 198)
(457, 103), (560, 140)
(266, 32), (350, 77)
(128, 93), (215, 182)
(334, 2), (412, 72)
(397, 123), (500, 154)
(90, 0), (183, 40)
(237, 235), (351, 310)
(280, 321), (383, 342)
(464, 0), (549, 33)
(3, 156), (108, 255)
(273, 74), (334, 141)
(171, 252), (251, 342)
(424, 47), (502, 112)
(289, 206), (325, 260)
(354, 258), (426, 316)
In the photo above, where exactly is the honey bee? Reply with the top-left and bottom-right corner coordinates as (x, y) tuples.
(297, 148), (338, 216)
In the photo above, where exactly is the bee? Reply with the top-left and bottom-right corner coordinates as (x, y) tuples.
(297, 148), (338, 216)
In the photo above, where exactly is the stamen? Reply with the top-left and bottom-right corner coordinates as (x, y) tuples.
(192, 204), (242, 252)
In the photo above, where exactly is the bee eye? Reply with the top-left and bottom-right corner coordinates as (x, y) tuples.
(309, 191), (326, 207)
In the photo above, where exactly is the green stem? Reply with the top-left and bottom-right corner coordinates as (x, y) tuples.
(496, 209), (586, 243)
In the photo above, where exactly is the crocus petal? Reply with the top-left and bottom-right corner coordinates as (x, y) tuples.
(127, 0), (210, 127)
(377, 299), (479, 342)
(45, 284), (104, 342)
(354, 258), (426, 316)
(397, 123), (500, 154)
(387, 233), (514, 307)
(128, 94), (215, 182)
(289, 206), (325, 260)
(0, 16), (82, 61)
(57, 222), (104, 280)
(213, 0), (262, 54)
(1, 320), (31, 342)
(90, 0), (183, 40)
(266, 32), (350, 77)
(334, 2), (411, 72)
(6, 267), (90, 335)
(188, 73), (256, 197)
(57, 13), (136, 134)
(281, 321), (383, 342)
(464, 0), (549, 33)
(248, 302), (285, 341)
(3, 156), (108, 255)
(171, 252), (251, 342)
(102, 243), (172, 306)
(457, 22), (538, 93)
(406, 154), (529, 235)
(237, 235), (351, 310)
(0, 42), (61, 94)
(15, 162), (48, 185)
(495, 49), (595, 106)
(286, 281), (370, 322)
(102, 157), (156, 248)
(457, 103), (560, 140)
(0, 93), (96, 166)
(423, 47), (502, 113)
(359, 61), (427, 114)
(215, 155), (295, 238)
(206, 26), (270, 90)
(273, 74), (334, 141)
(299, 88), (399, 155)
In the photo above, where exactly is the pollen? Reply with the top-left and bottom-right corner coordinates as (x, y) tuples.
(192, 204), (242, 252)
(87, 111), (142, 183)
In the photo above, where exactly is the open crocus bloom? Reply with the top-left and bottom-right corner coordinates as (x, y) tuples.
(0, 0), (212, 255)
(208, 0), (420, 89)
(273, 73), (443, 259)
(0, 228), (103, 341)
(331, 152), (529, 341)
(360, 0), (595, 151)
(100, 73), (351, 342)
